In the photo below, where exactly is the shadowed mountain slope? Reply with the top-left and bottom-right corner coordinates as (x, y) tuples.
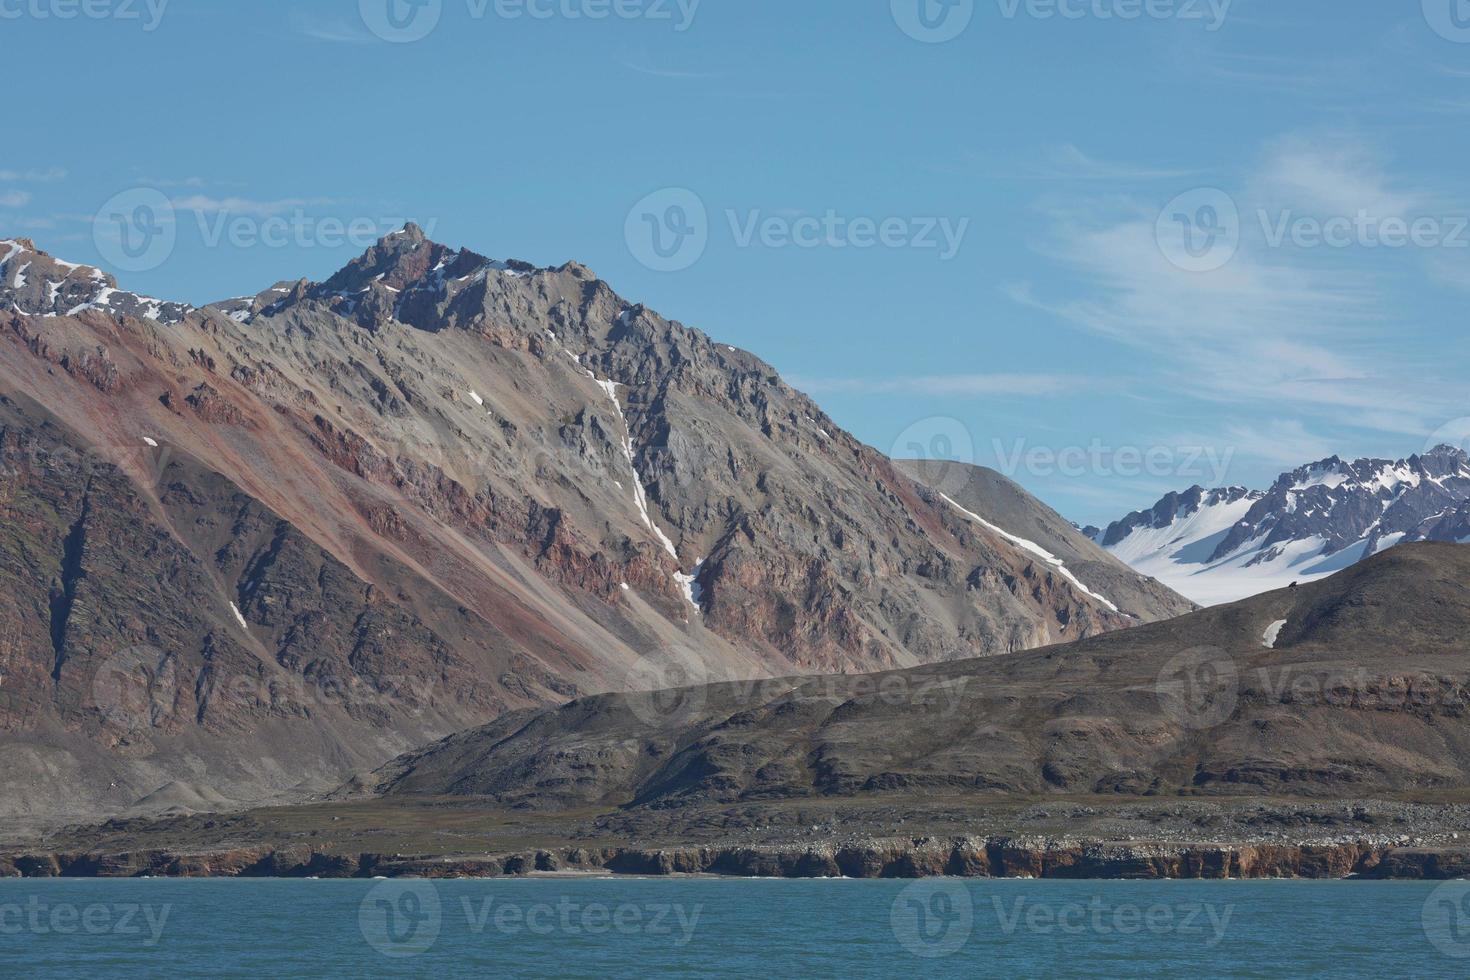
(354, 543), (1470, 810)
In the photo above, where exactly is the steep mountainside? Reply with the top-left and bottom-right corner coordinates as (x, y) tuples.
(896, 460), (1194, 623)
(353, 543), (1470, 810)
(1092, 448), (1470, 604)
(0, 229), (1185, 828)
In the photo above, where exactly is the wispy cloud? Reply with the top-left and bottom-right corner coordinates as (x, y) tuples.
(1035, 145), (1198, 182)
(0, 191), (32, 208)
(621, 59), (722, 79)
(789, 373), (1076, 398)
(1012, 131), (1465, 447)
(0, 167), (65, 182)
(1253, 131), (1424, 218)
(289, 11), (374, 44)
(171, 195), (338, 216)
(1216, 420), (1337, 470)
(933, 145), (1197, 183)
(136, 176), (210, 189)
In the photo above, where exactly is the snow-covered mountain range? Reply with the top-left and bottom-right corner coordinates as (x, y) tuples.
(1088, 446), (1470, 605)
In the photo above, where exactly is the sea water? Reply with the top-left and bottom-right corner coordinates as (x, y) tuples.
(0, 877), (1464, 977)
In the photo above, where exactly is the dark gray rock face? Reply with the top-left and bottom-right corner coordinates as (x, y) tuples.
(1214, 447), (1470, 560)
(1099, 486), (1261, 549)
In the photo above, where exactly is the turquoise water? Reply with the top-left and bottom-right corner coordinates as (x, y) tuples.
(2, 877), (1468, 977)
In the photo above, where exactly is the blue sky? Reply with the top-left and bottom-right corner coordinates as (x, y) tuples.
(4, 0), (1470, 525)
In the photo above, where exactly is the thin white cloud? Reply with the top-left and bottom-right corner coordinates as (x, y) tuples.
(622, 60), (722, 79)
(789, 373), (1075, 398)
(0, 191), (31, 208)
(0, 167), (65, 182)
(933, 146), (1196, 183)
(171, 195), (337, 216)
(1254, 132), (1423, 219)
(1215, 420), (1337, 471)
(136, 176), (210, 189)
(1013, 133), (1465, 447)
(1037, 145), (1198, 182)
(290, 12), (374, 44)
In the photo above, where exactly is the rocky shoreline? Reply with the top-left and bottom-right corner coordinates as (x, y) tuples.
(6, 836), (1470, 881)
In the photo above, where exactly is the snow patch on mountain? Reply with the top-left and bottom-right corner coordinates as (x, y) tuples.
(1094, 447), (1470, 605)
(942, 493), (1119, 612)
(1263, 619), (1287, 649)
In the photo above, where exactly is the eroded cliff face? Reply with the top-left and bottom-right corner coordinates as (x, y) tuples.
(0, 228), (1184, 828)
(6, 838), (1468, 881)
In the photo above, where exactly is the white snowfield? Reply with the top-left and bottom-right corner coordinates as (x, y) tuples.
(940, 493), (1119, 613)
(1095, 450), (1470, 606)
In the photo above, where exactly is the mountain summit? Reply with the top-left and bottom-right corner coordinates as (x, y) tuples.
(1093, 447), (1470, 604)
(0, 228), (1189, 828)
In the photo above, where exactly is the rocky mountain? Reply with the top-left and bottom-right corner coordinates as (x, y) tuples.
(349, 542), (1470, 810)
(895, 460), (1193, 622)
(1091, 447), (1470, 605)
(0, 228), (1186, 829)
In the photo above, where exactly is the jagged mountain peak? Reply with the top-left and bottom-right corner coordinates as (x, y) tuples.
(1096, 444), (1470, 605)
(1, 236), (192, 325)
(237, 225), (560, 333)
